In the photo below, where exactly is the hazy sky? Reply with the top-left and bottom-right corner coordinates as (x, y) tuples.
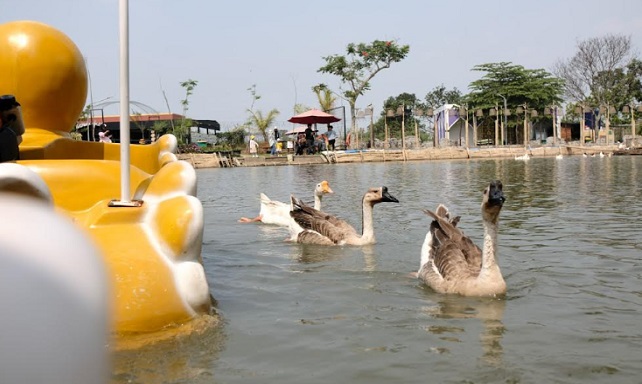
(4, 0), (642, 130)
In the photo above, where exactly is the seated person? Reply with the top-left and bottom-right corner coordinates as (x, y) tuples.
(314, 134), (326, 152)
(295, 133), (307, 155)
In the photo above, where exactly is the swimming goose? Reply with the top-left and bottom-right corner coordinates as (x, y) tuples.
(417, 180), (506, 297)
(515, 153), (530, 161)
(239, 181), (333, 226)
(288, 186), (399, 245)
(555, 153), (563, 160)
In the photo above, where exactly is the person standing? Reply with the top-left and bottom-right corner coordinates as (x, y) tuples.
(269, 128), (280, 156)
(0, 95), (25, 162)
(304, 124), (315, 154)
(325, 124), (337, 151)
(249, 135), (259, 157)
(98, 125), (112, 143)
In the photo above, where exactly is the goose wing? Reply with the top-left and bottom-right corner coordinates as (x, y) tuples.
(290, 195), (355, 244)
(258, 193), (291, 225)
(422, 205), (482, 280)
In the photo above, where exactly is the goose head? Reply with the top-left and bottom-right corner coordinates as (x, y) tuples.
(314, 180), (334, 197)
(481, 180), (505, 223)
(363, 186), (399, 206)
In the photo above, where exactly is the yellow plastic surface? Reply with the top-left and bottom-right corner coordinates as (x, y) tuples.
(0, 20), (214, 338)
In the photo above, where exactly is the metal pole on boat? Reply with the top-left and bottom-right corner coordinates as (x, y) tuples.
(110, 0), (140, 207)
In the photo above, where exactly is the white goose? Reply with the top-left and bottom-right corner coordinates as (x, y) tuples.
(417, 180), (507, 297)
(556, 153), (563, 160)
(515, 153), (530, 161)
(288, 186), (399, 245)
(239, 181), (333, 226)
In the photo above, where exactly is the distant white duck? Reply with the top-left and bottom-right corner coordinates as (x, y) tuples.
(582, 153), (588, 158)
(416, 180), (507, 297)
(239, 181), (333, 226)
(555, 154), (563, 160)
(599, 152), (605, 158)
(288, 186), (399, 246)
(515, 153), (530, 161)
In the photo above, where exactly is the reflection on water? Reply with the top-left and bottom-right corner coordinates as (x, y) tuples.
(111, 156), (642, 384)
(111, 315), (224, 383)
(422, 295), (506, 367)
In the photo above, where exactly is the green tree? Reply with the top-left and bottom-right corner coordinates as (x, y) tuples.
(381, 93), (420, 139)
(311, 83), (336, 111)
(178, 79), (198, 144)
(152, 120), (170, 137)
(424, 84), (463, 109)
(246, 84), (279, 142)
(318, 39), (410, 144)
(216, 126), (247, 150)
(293, 103), (313, 114)
(465, 62), (564, 144)
(466, 62), (563, 109)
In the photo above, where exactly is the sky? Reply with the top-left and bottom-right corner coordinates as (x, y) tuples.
(3, 0), (642, 132)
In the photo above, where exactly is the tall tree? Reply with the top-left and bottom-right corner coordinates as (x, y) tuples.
(553, 34), (633, 106)
(246, 84), (280, 142)
(318, 39), (410, 145)
(178, 79), (198, 144)
(591, 58), (642, 125)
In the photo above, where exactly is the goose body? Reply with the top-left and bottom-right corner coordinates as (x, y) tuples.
(288, 186), (399, 246)
(239, 181), (333, 226)
(418, 180), (506, 297)
(556, 154), (563, 160)
(515, 153), (530, 161)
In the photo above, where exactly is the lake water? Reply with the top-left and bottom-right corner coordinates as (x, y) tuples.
(112, 156), (642, 384)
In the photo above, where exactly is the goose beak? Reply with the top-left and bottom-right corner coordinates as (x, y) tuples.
(488, 180), (505, 207)
(321, 181), (334, 194)
(381, 186), (399, 203)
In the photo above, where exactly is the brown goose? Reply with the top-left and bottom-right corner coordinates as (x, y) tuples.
(288, 186), (399, 245)
(418, 180), (506, 297)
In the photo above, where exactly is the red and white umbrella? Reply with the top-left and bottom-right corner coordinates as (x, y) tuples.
(287, 109), (340, 125)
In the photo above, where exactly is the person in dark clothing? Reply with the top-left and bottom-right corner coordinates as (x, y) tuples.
(0, 95), (25, 162)
(304, 124), (315, 154)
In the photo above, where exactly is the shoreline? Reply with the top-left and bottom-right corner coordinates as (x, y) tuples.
(178, 144), (627, 168)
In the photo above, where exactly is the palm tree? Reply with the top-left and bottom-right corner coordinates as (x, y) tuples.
(312, 84), (336, 112)
(247, 108), (280, 142)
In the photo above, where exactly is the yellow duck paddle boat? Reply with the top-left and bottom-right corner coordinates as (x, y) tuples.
(0, 20), (215, 347)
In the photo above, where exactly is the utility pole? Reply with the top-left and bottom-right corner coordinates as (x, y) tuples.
(498, 94), (507, 146)
(494, 103), (499, 147)
(368, 104), (374, 149)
